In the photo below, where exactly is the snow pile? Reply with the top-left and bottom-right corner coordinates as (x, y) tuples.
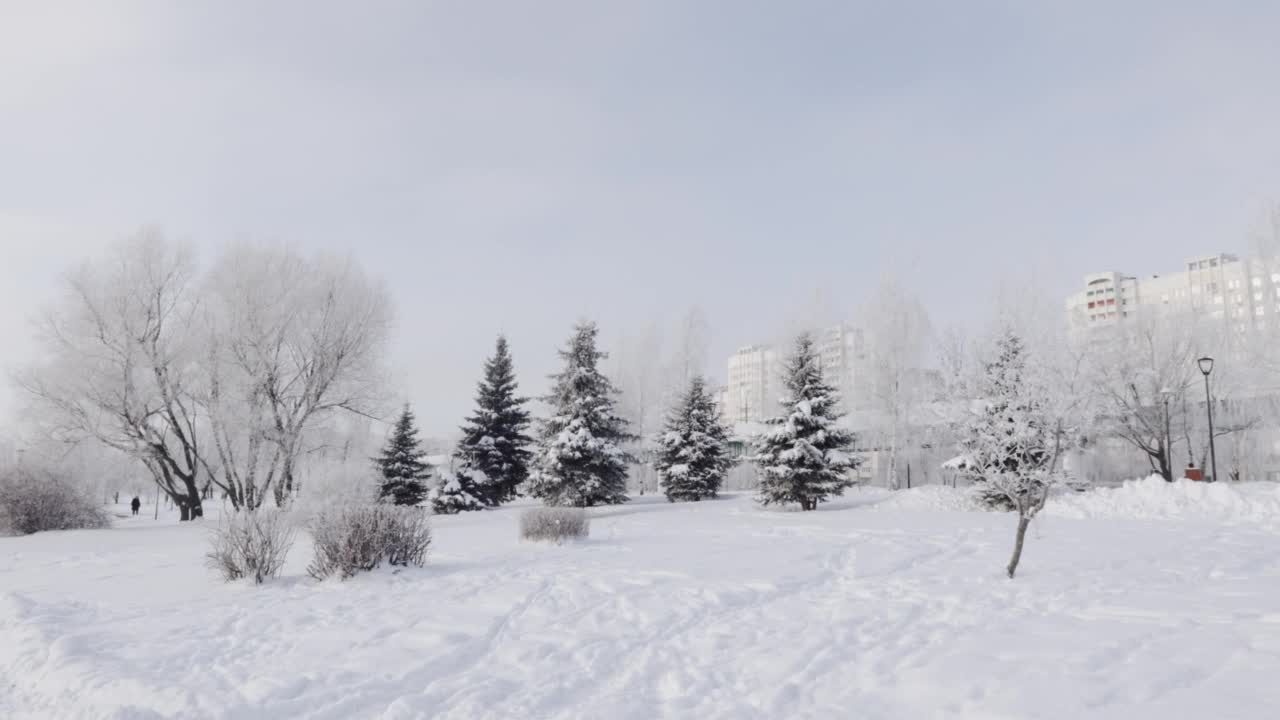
(871, 485), (986, 512)
(1047, 475), (1280, 525)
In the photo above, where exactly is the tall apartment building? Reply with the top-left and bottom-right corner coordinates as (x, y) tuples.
(1066, 253), (1280, 333)
(816, 323), (869, 411)
(721, 324), (871, 426)
(723, 345), (776, 424)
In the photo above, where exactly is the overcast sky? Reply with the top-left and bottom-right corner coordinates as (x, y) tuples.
(2, 1), (1279, 437)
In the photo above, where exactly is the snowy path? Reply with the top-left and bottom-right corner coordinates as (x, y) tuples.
(3, 487), (1280, 719)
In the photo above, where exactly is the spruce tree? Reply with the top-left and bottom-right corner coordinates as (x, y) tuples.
(430, 471), (486, 514)
(374, 406), (431, 506)
(960, 330), (1051, 511)
(527, 321), (634, 507)
(754, 333), (858, 511)
(655, 375), (734, 502)
(453, 335), (533, 506)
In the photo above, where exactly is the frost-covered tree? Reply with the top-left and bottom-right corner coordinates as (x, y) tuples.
(430, 471), (485, 514)
(754, 333), (858, 511)
(453, 335), (532, 506)
(861, 276), (932, 489)
(19, 231), (208, 520)
(374, 407), (431, 506)
(655, 376), (734, 502)
(960, 331), (1051, 511)
(201, 244), (392, 509)
(527, 321), (634, 507)
(958, 327), (1094, 579)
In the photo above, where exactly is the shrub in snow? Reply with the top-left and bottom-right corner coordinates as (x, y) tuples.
(430, 472), (485, 514)
(0, 467), (110, 535)
(454, 335), (533, 507)
(374, 406), (432, 506)
(526, 321), (634, 507)
(206, 509), (297, 584)
(307, 504), (431, 580)
(655, 376), (734, 502)
(753, 334), (859, 511)
(519, 507), (590, 542)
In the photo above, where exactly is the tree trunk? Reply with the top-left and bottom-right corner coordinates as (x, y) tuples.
(887, 420), (899, 491)
(1157, 446), (1173, 483)
(174, 481), (204, 521)
(1007, 514), (1031, 579)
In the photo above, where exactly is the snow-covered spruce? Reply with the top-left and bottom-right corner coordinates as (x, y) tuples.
(453, 335), (533, 507)
(430, 472), (485, 515)
(655, 376), (734, 502)
(526, 321), (634, 507)
(753, 333), (859, 511)
(958, 331), (1052, 512)
(374, 406), (432, 506)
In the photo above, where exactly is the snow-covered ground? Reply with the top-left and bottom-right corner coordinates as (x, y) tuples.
(4, 480), (1280, 719)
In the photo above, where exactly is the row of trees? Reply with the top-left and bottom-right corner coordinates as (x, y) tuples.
(371, 323), (864, 515)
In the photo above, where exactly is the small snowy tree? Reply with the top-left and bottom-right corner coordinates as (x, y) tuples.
(754, 333), (858, 511)
(374, 406), (431, 506)
(960, 328), (1090, 578)
(960, 332), (1051, 511)
(430, 471), (485, 514)
(655, 376), (734, 502)
(526, 321), (634, 507)
(453, 335), (532, 506)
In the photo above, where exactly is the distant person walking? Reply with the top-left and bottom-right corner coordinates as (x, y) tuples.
(131, 496), (141, 516)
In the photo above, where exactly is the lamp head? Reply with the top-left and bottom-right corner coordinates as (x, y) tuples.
(1198, 357), (1214, 376)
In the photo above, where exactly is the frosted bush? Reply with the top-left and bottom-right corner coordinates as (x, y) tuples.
(519, 507), (590, 542)
(0, 468), (110, 535)
(206, 509), (297, 584)
(308, 504), (431, 580)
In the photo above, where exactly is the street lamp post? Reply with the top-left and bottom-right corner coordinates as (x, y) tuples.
(1197, 357), (1219, 483)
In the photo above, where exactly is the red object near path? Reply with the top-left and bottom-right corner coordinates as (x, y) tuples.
(1184, 467), (1204, 481)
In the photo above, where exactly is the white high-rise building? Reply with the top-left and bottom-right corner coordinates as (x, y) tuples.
(816, 323), (869, 412)
(721, 324), (872, 426)
(723, 345), (776, 425)
(1066, 253), (1280, 333)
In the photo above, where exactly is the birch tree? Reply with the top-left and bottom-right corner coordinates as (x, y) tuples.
(199, 245), (392, 509)
(860, 277), (932, 489)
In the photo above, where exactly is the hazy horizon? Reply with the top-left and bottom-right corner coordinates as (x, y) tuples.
(3, 1), (1279, 437)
